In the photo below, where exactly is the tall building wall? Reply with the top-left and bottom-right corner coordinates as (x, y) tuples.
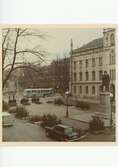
(70, 28), (115, 100)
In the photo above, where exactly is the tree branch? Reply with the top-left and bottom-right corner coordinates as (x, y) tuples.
(16, 49), (47, 63)
(3, 29), (20, 88)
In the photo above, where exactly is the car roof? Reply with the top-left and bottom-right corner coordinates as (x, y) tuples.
(2, 112), (11, 116)
(56, 124), (72, 129)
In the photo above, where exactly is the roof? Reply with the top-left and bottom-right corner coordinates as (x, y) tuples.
(80, 37), (103, 49)
(24, 88), (53, 91)
(2, 112), (11, 116)
(72, 37), (103, 53)
(56, 124), (72, 128)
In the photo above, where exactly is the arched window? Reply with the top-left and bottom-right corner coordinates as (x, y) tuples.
(110, 33), (115, 46)
(109, 50), (115, 64)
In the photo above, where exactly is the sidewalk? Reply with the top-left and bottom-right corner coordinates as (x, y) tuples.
(69, 110), (115, 127)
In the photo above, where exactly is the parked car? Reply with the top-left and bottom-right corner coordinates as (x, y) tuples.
(8, 95), (17, 106)
(31, 96), (40, 103)
(45, 124), (86, 141)
(2, 112), (15, 127)
(20, 98), (30, 105)
(9, 99), (17, 106)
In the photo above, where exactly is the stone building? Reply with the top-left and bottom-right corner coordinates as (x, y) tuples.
(69, 28), (115, 100)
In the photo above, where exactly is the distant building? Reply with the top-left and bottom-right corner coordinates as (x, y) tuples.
(69, 28), (115, 100)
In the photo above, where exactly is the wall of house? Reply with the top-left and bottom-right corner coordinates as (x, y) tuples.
(70, 29), (115, 100)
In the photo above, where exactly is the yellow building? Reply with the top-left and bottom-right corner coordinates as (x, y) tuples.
(69, 28), (115, 100)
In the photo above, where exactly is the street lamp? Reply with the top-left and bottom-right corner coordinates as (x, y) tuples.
(110, 93), (113, 127)
(65, 91), (70, 118)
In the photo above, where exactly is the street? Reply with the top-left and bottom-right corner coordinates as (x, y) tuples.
(3, 118), (51, 142)
(3, 96), (115, 142)
(25, 97), (85, 118)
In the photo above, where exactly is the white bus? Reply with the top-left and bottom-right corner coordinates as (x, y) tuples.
(23, 88), (54, 98)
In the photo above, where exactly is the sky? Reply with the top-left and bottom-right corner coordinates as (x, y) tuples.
(40, 28), (103, 64)
(4, 28), (103, 66)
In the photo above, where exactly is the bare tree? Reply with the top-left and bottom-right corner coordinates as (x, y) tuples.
(50, 52), (70, 94)
(2, 28), (47, 88)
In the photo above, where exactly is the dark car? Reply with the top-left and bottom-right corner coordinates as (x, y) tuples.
(20, 98), (30, 105)
(45, 124), (84, 141)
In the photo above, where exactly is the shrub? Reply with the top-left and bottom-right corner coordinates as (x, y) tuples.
(3, 101), (9, 111)
(41, 114), (61, 128)
(76, 101), (90, 110)
(15, 106), (29, 118)
(89, 116), (104, 132)
(46, 100), (53, 103)
(54, 98), (64, 105)
(29, 115), (42, 122)
(8, 107), (17, 113)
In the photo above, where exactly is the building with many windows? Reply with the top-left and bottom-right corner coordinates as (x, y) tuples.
(69, 28), (115, 100)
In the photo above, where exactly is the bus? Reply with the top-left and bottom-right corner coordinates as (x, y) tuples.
(23, 88), (54, 98)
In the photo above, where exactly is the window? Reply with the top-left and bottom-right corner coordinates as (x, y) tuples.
(106, 36), (108, 42)
(99, 57), (102, 66)
(74, 61), (77, 70)
(92, 58), (95, 67)
(99, 70), (103, 80)
(109, 54), (112, 65)
(99, 85), (102, 92)
(85, 71), (89, 81)
(65, 127), (73, 135)
(73, 72), (77, 81)
(110, 33), (115, 46)
(79, 72), (83, 81)
(110, 69), (112, 79)
(80, 86), (82, 94)
(114, 69), (116, 80)
(110, 69), (116, 80)
(79, 60), (82, 69)
(86, 59), (88, 68)
(73, 86), (76, 94)
(92, 71), (95, 80)
(92, 86), (95, 94)
(109, 50), (115, 65)
(86, 86), (88, 94)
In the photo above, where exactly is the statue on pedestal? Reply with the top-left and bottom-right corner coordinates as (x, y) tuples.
(101, 71), (110, 92)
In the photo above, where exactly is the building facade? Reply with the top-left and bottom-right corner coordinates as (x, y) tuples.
(69, 28), (115, 100)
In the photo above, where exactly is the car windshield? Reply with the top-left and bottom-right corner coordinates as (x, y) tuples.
(65, 127), (73, 134)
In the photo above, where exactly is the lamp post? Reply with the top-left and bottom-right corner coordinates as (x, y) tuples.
(110, 93), (113, 127)
(65, 91), (70, 118)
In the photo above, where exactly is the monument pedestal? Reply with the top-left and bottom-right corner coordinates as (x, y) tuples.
(99, 92), (111, 114)
(93, 92), (111, 127)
